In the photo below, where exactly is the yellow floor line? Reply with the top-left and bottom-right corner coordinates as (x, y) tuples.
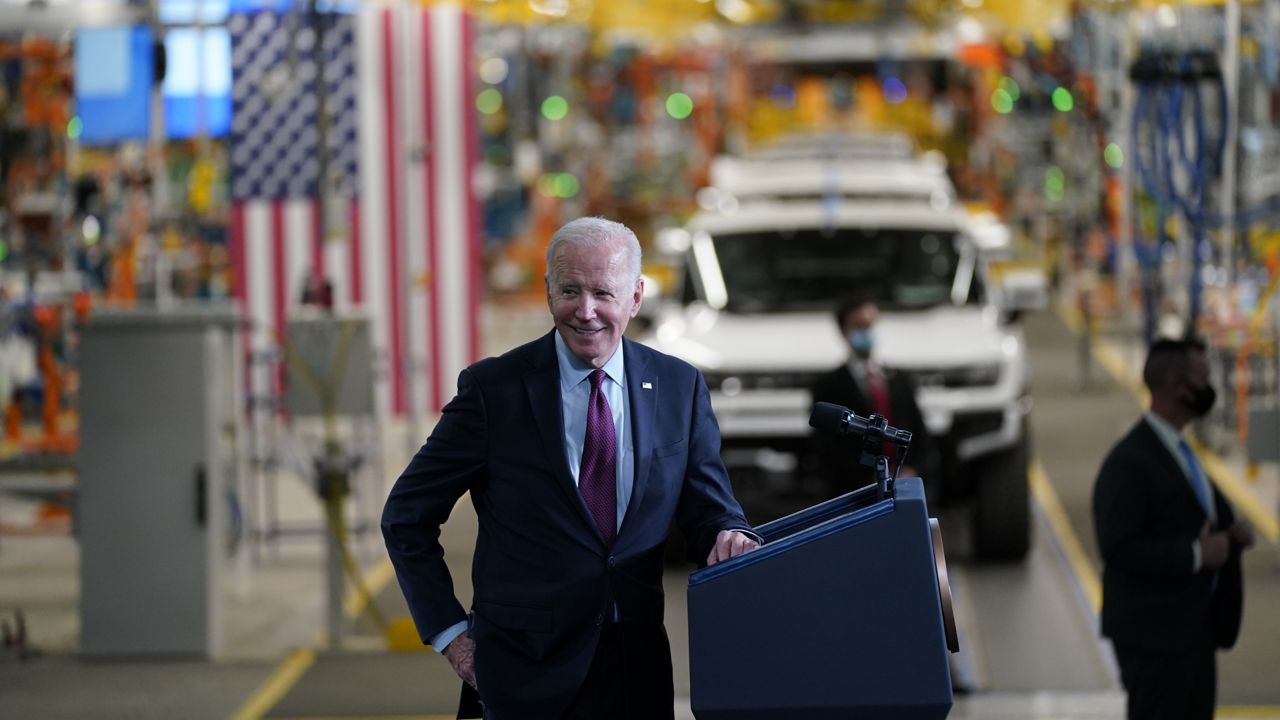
(1092, 341), (1151, 405)
(1029, 459), (1102, 614)
(1059, 303), (1085, 335)
(228, 649), (317, 720)
(225, 495), (481, 719)
(1218, 708), (1280, 718)
(342, 556), (396, 619)
(228, 553), (400, 720)
(1057, 304), (1279, 544)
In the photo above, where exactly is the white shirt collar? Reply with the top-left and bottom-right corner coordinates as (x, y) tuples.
(1145, 411), (1183, 443)
(1144, 411), (1190, 461)
(847, 355), (883, 379)
(554, 331), (625, 392)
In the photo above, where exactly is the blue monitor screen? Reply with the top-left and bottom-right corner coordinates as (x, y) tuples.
(158, 0), (230, 24)
(163, 27), (232, 139)
(74, 26), (153, 145)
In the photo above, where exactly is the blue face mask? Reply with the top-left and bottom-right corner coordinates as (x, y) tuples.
(847, 329), (875, 357)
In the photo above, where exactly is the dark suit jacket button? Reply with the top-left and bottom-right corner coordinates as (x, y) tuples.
(595, 613), (604, 626)
(607, 555), (617, 568)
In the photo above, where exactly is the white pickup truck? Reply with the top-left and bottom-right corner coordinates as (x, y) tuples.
(642, 197), (1040, 560)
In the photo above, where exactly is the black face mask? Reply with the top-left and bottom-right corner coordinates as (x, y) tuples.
(1185, 383), (1217, 418)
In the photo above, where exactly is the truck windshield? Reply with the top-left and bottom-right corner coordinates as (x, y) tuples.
(707, 228), (965, 313)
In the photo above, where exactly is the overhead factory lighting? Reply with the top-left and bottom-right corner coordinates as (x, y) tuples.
(529, 0), (570, 18)
(716, 0), (753, 24)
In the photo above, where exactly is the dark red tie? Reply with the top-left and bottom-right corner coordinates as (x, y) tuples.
(867, 367), (892, 423)
(580, 369), (617, 546)
(867, 367), (896, 457)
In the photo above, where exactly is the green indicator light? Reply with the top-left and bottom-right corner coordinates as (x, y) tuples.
(999, 77), (1021, 102)
(555, 173), (580, 198)
(666, 93), (694, 120)
(1045, 166), (1066, 202)
(537, 173), (581, 198)
(1052, 87), (1074, 112)
(991, 88), (1013, 114)
(476, 88), (503, 115)
(539, 175), (557, 197)
(1104, 143), (1125, 169)
(541, 95), (569, 121)
(67, 116), (83, 140)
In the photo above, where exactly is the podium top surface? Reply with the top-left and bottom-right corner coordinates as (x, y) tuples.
(689, 478), (927, 587)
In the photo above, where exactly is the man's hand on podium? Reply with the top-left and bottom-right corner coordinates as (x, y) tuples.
(707, 530), (760, 566)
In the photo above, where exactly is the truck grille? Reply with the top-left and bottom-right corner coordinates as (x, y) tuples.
(908, 364), (1001, 388)
(951, 411), (1005, 440)
(703, 371), (823, 392)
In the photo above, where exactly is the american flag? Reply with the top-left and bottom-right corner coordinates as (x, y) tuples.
(229, 5), (481, 417)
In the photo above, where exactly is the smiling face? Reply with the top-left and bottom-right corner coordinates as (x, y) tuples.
(546, 239), (644, 368)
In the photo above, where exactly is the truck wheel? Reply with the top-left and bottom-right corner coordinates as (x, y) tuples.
(972, 436), (1031, 562)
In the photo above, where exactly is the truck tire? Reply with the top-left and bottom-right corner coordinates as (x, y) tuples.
(972, 435), (1031, 562)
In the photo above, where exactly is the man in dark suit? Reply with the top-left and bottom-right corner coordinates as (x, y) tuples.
(1093, 337), (1255, 720)
(382, 217), (760, 720)
(810, 293), (937, 494)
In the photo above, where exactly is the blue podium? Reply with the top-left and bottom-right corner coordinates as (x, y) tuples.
(688, 477), (958, 719)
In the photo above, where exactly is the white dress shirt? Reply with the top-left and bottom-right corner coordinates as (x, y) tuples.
(555, 331), (634, 530)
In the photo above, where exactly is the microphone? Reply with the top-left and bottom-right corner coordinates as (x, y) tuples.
(808, 402), (913, 447)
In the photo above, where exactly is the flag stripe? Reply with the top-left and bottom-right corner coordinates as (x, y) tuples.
(462, 11), (482, 363)
(230, 202), (252, 403)
(400, 7), (425, 418)
(432, 5), (470, 412)
(245, 202), (272, 396)
(272, 202), (291, 398)
(324, 220), (347, 310)
(270, 202), (287, 349)
(381, 8), (406, 415)
(423, 7), (443, 412)
(231, 202), (247, 307)
(286, 199), (312, 314)
(245, 202), (271, 353)
(311, 199), (325, 286)
(349, 197), (362, 305)
(357, 6), (390, 416)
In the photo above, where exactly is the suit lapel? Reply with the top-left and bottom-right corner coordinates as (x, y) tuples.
(617, 339), (655, 548)
(523, 331), (603, 547)
(843, 364), (871, 412)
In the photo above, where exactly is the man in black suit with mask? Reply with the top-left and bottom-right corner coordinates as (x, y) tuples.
(1093, 337), (1255, 720)
(810, 293), (937, 495)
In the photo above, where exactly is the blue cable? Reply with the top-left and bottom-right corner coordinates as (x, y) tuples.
(1130, 55), (1230, 324)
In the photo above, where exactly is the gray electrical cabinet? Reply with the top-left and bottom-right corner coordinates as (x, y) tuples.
(78, 306), (242, 658)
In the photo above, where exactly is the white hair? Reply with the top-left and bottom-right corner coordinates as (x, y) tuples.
(544, 217), (642, 285)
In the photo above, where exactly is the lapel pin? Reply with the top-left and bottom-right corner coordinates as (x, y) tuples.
(642, 382), (653, 390)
